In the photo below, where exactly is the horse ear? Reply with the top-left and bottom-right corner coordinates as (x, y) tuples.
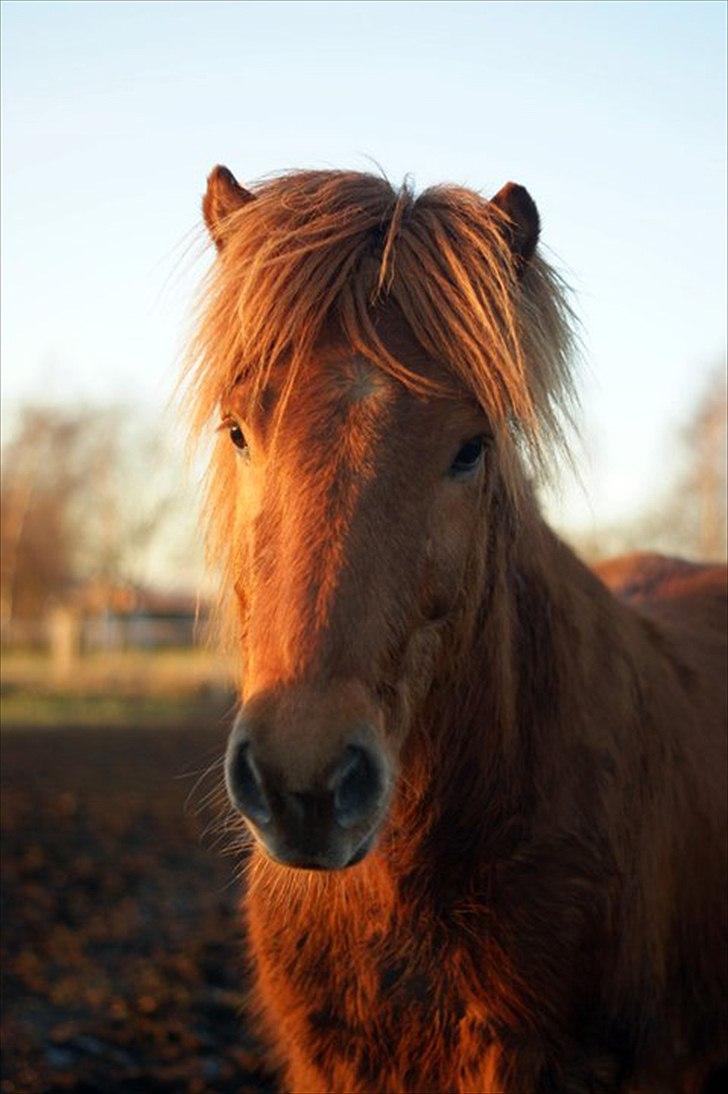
(203, 165), (254, 250)
(490, 182), (540, 270)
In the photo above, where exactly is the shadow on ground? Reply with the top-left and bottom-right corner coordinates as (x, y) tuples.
(1, 717), (276, 1093)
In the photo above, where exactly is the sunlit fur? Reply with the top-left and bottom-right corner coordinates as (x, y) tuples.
(185, 171), (575, 650)
(184, 169), (727, 1092)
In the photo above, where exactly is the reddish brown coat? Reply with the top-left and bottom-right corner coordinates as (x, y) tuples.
(186, 166), (727, 1092)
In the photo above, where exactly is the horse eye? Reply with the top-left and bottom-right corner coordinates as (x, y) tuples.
(449, 435), (486, 476)
(229, 423), (247, 451)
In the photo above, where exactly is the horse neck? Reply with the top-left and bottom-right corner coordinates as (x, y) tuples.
(393, 495), (636, 869)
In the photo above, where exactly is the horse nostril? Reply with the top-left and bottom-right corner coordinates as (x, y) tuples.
(226, 741), (272, 826)
(331, 746), (383, 829)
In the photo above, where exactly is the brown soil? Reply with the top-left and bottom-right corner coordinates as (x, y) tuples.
(1, 719), (277, 1093)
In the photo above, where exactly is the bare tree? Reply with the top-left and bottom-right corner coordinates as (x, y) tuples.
(571, 364), (727, 564)
(681, 370), (727, 559)
(1, 408), (101, 622)
(1, 402), (196, 624)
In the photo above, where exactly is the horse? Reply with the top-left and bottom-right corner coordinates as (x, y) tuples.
(184, 165), (727, 1093)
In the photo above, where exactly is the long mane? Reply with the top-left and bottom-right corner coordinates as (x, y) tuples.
(183, 169), (578, 637)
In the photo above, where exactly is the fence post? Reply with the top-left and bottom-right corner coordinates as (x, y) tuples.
(48, 606), (80, 685)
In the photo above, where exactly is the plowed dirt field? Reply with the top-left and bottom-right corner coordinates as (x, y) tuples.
(1, 720), (275, 1093)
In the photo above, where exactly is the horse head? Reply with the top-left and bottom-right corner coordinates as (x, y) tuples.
(189, 166), (571, 869)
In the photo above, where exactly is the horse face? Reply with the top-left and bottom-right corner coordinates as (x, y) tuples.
(224, 333), (490, 869)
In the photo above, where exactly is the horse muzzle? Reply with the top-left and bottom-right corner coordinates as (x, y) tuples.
(225, 696), (392, 870)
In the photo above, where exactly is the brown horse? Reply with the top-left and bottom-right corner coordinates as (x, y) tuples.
(185, 166), (727, 1093)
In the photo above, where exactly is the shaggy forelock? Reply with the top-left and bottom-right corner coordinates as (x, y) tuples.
(185, 169), (576, 457)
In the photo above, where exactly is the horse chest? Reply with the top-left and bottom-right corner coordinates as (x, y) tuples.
(248, 890), (503, 1092)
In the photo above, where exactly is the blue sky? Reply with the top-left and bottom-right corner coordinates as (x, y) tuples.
(2, 0), (726, 534)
